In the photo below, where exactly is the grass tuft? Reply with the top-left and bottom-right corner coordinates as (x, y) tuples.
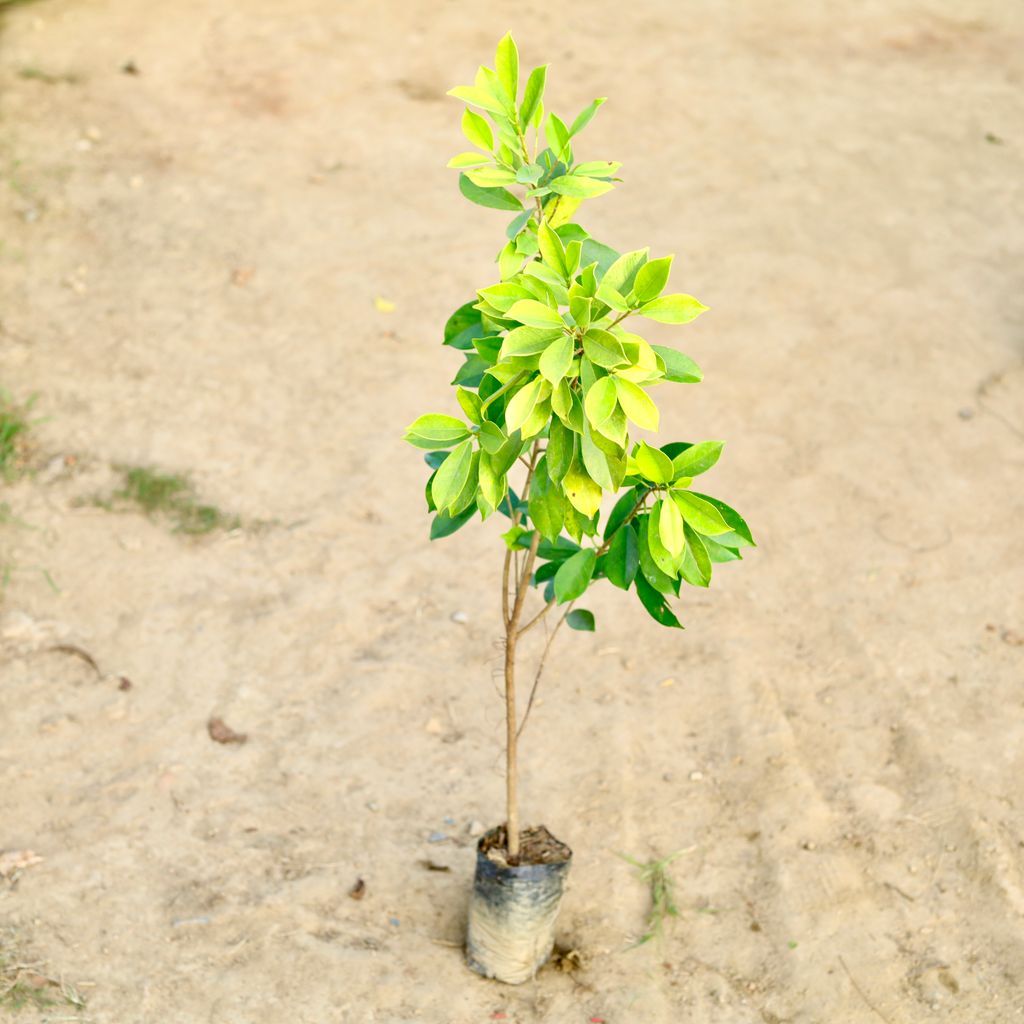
(0, 391), (34, 481)
(620, 848), (691, 946)
(0, 927), (86, 1015)
(106, 465), (241, 535)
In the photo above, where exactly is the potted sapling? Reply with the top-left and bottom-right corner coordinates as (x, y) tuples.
(403, 34), (754, 985)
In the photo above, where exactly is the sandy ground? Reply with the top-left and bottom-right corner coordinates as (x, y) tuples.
(1, 0), (1023, 1021)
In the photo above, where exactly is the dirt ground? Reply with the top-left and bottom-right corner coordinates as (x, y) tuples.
(1, 0), (1023, 1021)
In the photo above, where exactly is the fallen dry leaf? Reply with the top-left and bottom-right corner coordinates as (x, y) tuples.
(207, 717), (247, 744)
(0, 849), (43, 878)
(349, 877), (366, 900)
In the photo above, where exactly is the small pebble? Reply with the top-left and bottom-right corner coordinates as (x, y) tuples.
(389, 917), (400, 927)
(171, 915), (210, 928)
(689, 770), (703, 781)
(957, 407), (974, 420)
(451, 610), (468, 624)
(466, 820), (485, 838)
(366, 800), (379, 812)
(427, 831), (448, 843)
(443, 816), (456, 826)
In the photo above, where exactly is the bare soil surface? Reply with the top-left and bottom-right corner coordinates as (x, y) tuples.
(1, 1), (1023, 1021)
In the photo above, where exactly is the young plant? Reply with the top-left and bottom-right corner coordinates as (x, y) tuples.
(404, 34), (753, 864)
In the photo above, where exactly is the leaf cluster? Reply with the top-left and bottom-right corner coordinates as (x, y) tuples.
(404, 34), (753, 630)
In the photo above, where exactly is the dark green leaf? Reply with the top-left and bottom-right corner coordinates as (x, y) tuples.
(603, 522), (639, 590)
(553, 548), (597, 603)
(443, 302), (485, 350)
(430, 503), (477, 540)
(528, 456), (565, 542)
(634, 574), (684, 628)
(604, 487), (641, 539)
(566, 609), (596, 631)
(459, 172), (524, 212)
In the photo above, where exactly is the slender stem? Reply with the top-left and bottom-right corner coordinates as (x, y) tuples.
(517, 597), (556, 639)
(516, 603), (572, 740)
(501, 547), (512, 627)
(480, 370), (528, 415)
(504, 620), (520, 862)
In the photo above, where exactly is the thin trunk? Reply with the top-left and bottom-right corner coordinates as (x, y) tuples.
(504, 627), (520, 863)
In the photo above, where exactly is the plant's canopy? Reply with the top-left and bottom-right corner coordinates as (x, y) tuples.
(403, 34), (754, 630)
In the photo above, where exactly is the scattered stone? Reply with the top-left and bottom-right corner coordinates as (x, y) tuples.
(419, 859), (451, 872)
(427, 831), (449, 844)
(425, 717), (443, 735)
(450, 610), (468, 624)
(659, 677), (675, 688)
(118, 676), (133, 691)
(171, 915), (210, 927)
(466, 820), (485, 838)
(957, 407), (974, 420)
(365, 800), (379, 812)
(207, 717), (247, 745)
(689, 770), (703, 781)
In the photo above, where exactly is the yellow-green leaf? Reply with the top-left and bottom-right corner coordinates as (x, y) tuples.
(614, 377), (659, 430)
(462, 108), (494, 150)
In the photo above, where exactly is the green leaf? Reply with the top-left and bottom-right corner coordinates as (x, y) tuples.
(444, 301), (485, 349)
(431, 438), (473, 512)
(566, 609), (595, 631)
(654, 496), (685, 558)
(515, 162), (543, 185)
(595, 280), (630, 313)
(505, 376), (544, 432)
(580, 238), (621, 278)
(652, 345), (702, 383)
(637, 515), (677, 594)
(505, 299), (565, 329)
(633, 441), (674, 484)
(495, 33), (519, 106)
(477, 451), (506, 510)
(528, 457), (565, 542)
(701, 535), (743, 563)
(679, 522), (711, 587)
(573, 160), (621, 178)
(539, 333), (573, 384)
(497, 240), (520, 280)
(688, 492), (755, 546)
(537, 220), (568, 279)
(603, 522), (639, 590)
(404, 414), (471, 450)
(569, 97), (606, 136)
(604, 487), (640, 539)
(477, 420), (506, 454)
(640, 294), (708, 324)
(671, 441), (723, 479)
(583, 329), (628, 368)
(601, 248), (649, 294)
(584, 376), (617, 428)
(430, 503), (477, 539)
(501, 325), (563, 357)
(548, 174), (613, 198)
(546, 418), (573, 483)
(459, 173), (524, 212)
(614, 377), (659, 431)
(632, 255), (673, 303)
(634, 574), (683, 629)
(447, 84), (505, 114)
(593, 401), (627, 447)
(546, 113), (570, 158)
(648, 500), (682, 576)
(456, 387), (482, 424)
(452, 353), (489, 388)
(581, 420), (615, 491)
(448, 151), (491, 168)
(461, 108), (494, 151)
(519, 65), (547, 126)
(670, 490), (731, 536)
(506, 209), (532, 238)
(554, 548), (597, 603)
(465, 166), (518, 188)
(562, 459), (602, 518)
